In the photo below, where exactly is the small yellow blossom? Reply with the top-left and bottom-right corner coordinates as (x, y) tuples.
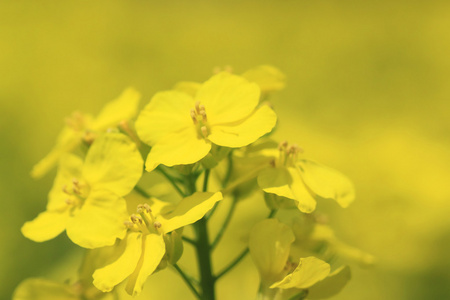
(249, 219), (351, 300)
(257, 142), (355, 213)
(31, 88), (140, 179)
(174, 65), (286, 97)
(135, 72), (277, 171)
(93, 192), (222, 296)
(12, 278), (116, 300)
(22, 133), (143, 248)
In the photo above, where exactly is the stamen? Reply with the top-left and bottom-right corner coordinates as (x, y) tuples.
(195, 101), (201, 114)
(130, 214), (143, 225)
(200, 110), (207, 122)
(190, 109), (198, 124)
(278, 140), (288, 151)
(201, 126), (208, 137)
(62, 185), (70, 194)
(154, 222), (162, 229)
(124, 220), (134, 228)
(83, 131), (96, 144)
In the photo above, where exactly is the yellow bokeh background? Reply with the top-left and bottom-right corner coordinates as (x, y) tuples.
(2, 1), (450, 299)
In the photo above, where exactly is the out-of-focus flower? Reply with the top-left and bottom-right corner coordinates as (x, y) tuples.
(31, 88), (140, 179)
(249, 219), (351, 300)
(22, 133), (143, 248)
(257, 142), (355, 213)
(93, 192), (222, 296)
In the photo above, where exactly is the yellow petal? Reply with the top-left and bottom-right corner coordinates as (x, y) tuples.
(159, 192), (223, 233)
(21, 211), (70, 243)
(270, 257), (330, 289)
(82, 133), (143, 196)
(307, 266), (351, 299)
(208, 105), (277, 148)
(66, 189), (128, 248)
(125, 233), (166, 296)
(13, 278), (78, 300)
(173, 81), (201, 97)
(258, 167), (295, 199)
(135, 91), (195, 146)
(91, 88), (141, 131)
(145, 127), (211, 172)
(30, 127), (82, 179)
(288, 167), (317, 213)
(242, 65), (286, 93)
(249, 219), (295, 283)
(298, 160), (355, 208)
(93, 232), (143, 292)
(196, 72), (260, 125)
(47, 154), (84, 211)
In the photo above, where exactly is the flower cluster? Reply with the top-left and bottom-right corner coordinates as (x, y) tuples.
(15, 66), (369, 300)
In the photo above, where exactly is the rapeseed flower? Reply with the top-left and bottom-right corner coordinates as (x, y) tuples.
(249, 219), (350, 300)
(135, 72), (277, 171)
(93, 192), (222, 296)
(257, 142), (355, 213)
(22, 132), (143, 248)
(31, 88), (140, 179)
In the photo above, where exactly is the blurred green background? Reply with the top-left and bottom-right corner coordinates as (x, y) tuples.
(2, 0), (450, 299)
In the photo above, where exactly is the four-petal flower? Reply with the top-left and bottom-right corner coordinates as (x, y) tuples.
(22, 132), (143, 248)
(135, 72), (277, 171)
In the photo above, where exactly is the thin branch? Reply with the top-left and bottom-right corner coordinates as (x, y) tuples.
(215, 248), (249, 280)
(157, 166), (186, 197)
(182, 236), (197, 246)
(133, 185), (150, 198)
(211, 196), (237, 250)
(203, 169), (210, 192)
(173, 264), (201, 299)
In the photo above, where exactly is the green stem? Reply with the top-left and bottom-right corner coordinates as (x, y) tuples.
(182, 236), (197, 246)
(222, 151), (233, 188)
(222, 164), (267, 195)
(185, 172), (216, 300)
(215, 248), (249, 280)
(195, 218), (216, 300)
(203, 169), (210, 192)
(157, 166), (186, 197)
(207, 153), (233, 220)
(173, 264), (201, 299)
(211, 196), (237, 250)
(133, 185), (150, 198)
(216, 209), (277, 280)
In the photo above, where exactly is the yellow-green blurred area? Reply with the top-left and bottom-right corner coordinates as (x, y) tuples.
(2, 0), (450, 299)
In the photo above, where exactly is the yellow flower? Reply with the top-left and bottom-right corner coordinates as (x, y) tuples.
(249, 219), (351, 300)
(31, 88), (140, 179)
(22, 133), (143, 248)
(93, 192), (222, 296)
(135, 72), (277, 171)
(12, 278), (116, 300)
(241, 65), (286, 94)
(174, 65), (286, 97)
(257, 142), (355, 213)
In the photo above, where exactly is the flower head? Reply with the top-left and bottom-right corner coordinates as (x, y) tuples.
(22, 132), (143, 248)
(93, 192), (222, 296)
(135, 72), (277, 171)
(31, 88), (140, 179)
(249, 219), (351, 300)
(257, 141), (355, 213)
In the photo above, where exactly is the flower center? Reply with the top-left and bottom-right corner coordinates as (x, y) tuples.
(62, 178), (90, 209)
(124, 203), (162, 235)
(190, 101), (210, 138)
(276, 141), (303, 167)
(65, 111), (88, 131)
